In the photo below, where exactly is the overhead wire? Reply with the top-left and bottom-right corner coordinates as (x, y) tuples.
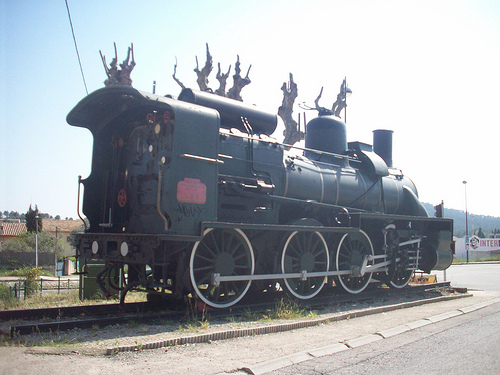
(65, 0), (88, 95)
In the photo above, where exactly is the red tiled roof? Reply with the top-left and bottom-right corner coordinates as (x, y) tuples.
(42, 219), (84, 232)
(0, 222), (27, 237)
(0, 219), (84, 238)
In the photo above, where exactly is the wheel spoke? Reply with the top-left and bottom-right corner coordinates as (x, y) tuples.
(194, 253), (216, 264)
(233, 252), (249, 262)
(209, 231), (221, 255)
(196, 273), (210, 285)
(194, 265), (214, 272)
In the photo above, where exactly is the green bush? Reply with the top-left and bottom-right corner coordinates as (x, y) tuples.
(5, 267), (51, 277)
(2, 231), (64, 257)
(0, 284), (17, 308)
(23, 267), (41, 297)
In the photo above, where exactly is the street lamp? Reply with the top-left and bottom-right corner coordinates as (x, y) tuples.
(35, 215), (39, 268)
(462, 181), (469, 263)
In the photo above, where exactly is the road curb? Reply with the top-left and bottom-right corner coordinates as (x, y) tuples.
(376, 324), (411, 338)
(345, 334), (383, 348)
(308, 342), (348, 357)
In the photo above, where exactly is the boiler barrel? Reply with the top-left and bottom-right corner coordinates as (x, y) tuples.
(283, 157), (425, 215)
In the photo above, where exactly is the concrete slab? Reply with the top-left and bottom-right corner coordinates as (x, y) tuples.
(376, 324), (411, 338)
(471, 298), (500, 310)
(426, 310), (463, 323)
(458, 305), (479, 314)
(345, 334), (383, 348)
(243, 351), (312, 375)
(308, 343), (349, 357)
(405, 319), (433, 330)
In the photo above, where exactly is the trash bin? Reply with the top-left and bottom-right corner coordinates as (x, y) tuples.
(79, 261), (121, 300)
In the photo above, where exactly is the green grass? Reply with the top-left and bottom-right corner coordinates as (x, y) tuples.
(0, 284), (17, 309)
(243, 298), (317, 321)
(0, 289), (147, 311)
(0, 267), (52, 277)
(453, 255), (500, 263)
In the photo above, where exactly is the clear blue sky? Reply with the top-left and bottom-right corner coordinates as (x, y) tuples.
(1, 0), (499, 219)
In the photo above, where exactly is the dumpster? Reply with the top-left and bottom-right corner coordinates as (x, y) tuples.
(79, 261), (121, 300)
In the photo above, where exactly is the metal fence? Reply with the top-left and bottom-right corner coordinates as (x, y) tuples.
(0, 251), (57, 270)
(1, 278), (79, 300)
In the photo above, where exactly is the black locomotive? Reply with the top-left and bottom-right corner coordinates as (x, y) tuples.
(67, 85), (454, 307)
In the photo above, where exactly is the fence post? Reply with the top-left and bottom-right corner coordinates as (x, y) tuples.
(40, 278), (43, 296)
(58, 276), (61, 294)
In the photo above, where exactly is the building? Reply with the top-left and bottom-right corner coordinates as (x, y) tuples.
(0, 219), (84, 256)
(41, 219), (85, 256)
(0, 220), (27, 246)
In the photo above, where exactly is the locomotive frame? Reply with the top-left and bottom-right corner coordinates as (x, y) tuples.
(68, 85), (454, 308)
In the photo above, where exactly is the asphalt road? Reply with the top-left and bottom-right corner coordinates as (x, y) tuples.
(444, 263), (500, 295)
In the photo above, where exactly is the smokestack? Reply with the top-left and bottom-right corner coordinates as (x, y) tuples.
(373, 129), (393, 168)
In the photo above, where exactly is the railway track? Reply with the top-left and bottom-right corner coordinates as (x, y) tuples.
(0, 301), (151, 321)
(3, 282), (456, 338)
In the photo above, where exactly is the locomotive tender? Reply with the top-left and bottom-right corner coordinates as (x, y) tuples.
(67, 85), (454, 307)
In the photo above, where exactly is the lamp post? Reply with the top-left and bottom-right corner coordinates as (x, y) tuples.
(35, 215), (39, 268)
(462, 181), (469, 263)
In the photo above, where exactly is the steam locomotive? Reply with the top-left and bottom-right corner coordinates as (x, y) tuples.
(67, 85), (454, 307)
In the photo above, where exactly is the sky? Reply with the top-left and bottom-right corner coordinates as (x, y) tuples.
(1, 0), (499, 220)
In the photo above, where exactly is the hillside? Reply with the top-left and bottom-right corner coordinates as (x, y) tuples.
(421, 202), (500, 237)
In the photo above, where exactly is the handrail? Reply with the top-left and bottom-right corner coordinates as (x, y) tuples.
(76, 176), (88, 230)
(156, 169), (169, 231)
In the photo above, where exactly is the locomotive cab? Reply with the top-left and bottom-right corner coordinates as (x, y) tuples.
(67, 86), (220, 237)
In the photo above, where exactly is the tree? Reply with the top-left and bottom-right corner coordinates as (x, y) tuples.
(476, 227), (486, 238)
(1, 211), (23, 220)
(100, 43), (136, 87)
(278, 73), (301, 148)
(3, 231), (64, 257)
(25, 205), (42, 233)
(193, 43), (213, 91)
(215, 62), (231, 96)
(173, 44), (252, 101)
(226, 55), (251, 101)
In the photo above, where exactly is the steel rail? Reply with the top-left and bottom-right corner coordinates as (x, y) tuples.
(0, 301), (151, 322)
